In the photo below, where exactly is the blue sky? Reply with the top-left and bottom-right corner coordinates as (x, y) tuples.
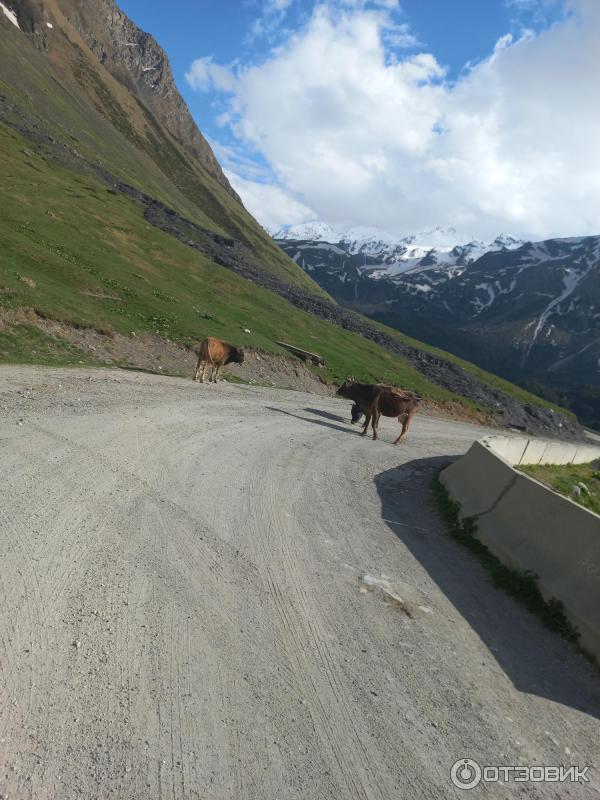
(119, 0), (564, 135)
(118, 0), (599, 241)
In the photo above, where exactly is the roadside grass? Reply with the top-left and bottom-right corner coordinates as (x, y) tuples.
(0, 125), (464, 405)
(518, 462), (600, 516)
(431, 471), (580, 646)
(0, 324), (96, 367)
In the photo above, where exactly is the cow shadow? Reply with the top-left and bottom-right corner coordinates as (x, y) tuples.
(304, 407), (349, 424)
(266, 406), (357, 437)
(375, 456), (600, 720)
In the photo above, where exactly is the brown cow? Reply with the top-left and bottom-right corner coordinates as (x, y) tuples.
(337, 380), (420, 443)
(350, 383), (394, 424)
(193, 337), (245, 383)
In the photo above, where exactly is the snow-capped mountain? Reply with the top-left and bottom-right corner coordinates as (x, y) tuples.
(272, 222), (524, 275)
(274, 227), (600, 414)
(272, 221), (341, 243)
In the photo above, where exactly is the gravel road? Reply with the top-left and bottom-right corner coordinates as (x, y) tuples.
(1, 366), (599, 800)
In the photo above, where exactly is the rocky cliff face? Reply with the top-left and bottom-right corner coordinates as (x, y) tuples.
(11, 0), (238, 200)
(1, 0), (317, 286)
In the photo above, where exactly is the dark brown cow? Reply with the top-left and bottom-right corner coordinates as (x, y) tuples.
(349, 383), (390, 423)
(193, 337), (245, 383)
(337, 380), (420, 444)
(349, 383), (409, 424)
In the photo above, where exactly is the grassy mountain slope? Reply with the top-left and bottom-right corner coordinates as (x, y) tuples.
(0, 5), (320, 293)
(0, 124), (457, 401)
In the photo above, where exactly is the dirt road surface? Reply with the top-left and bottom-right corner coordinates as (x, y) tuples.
(1, 366), (599, 799)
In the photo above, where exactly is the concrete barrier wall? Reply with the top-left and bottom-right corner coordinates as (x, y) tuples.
(441, 437), (600, 661)
(482, 435), (600, 466)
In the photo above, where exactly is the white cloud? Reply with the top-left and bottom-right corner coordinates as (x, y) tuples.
(505, 0), (541, 7)
(268, 0), (294, 10)
(188, 0), (600, 239)
(225, 170), (315, 231)
(185, 57), (238, 92)
(208, 139), (270, 182)
(247, 0), (296, 42)
(383, 22), (419, 49)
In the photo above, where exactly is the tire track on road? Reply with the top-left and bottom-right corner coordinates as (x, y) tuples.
(244, 427), (399, 800)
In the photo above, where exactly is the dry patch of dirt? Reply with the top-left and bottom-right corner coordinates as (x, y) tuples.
(0, 309), (499, 419)
(0, 308), (333, 395)
(79, 289), (121, 300)
(19, 275), (37, 289)
(419, 397), (495, 427)
(230, 350), (333, 394)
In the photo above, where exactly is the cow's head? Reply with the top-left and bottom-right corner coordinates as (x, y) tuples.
(336, 378), (355, 399)
(350, 403), (363, 424)
(230, 347), (245, 365)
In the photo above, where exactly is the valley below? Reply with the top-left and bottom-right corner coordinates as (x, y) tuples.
(276, 228), (600, 429)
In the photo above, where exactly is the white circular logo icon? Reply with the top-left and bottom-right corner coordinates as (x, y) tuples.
(451, 758), (482, 790)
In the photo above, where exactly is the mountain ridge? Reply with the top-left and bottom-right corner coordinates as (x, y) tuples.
(50, 0), (239, 200)
(273, 221), (526, 269)
(11, 0), (237, 199)
(0, 0), (321, 292)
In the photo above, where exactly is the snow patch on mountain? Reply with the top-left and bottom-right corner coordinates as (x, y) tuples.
(339, 226), (400, 255)
(271, 221), (340, 242)
(272, 220), (525, 275)
(523, 266), (589, 363)
(473, 283), (496, 314)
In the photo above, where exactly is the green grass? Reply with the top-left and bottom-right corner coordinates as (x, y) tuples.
(0, 324), (95, 367)
(432, 472), (580, 645)
(0, 124), (462, 403)
(518, 462), (600, 516)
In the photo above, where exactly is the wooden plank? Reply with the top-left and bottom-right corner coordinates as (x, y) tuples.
(275, 340), (325, 365)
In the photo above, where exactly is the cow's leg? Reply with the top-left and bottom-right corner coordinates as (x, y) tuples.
(360, 412), (371, 436)
(193, 354), (202, 382)
(394, 408), (415, 445)
(200, 362), (209, 383)
(394, 413), (408, 445)
(372, 408), (381, 440)
(212, 365), (222, 383)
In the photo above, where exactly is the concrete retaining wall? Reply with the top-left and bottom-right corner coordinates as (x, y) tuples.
(481, 434), (600, 467)
(441, 436), (600, 661)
